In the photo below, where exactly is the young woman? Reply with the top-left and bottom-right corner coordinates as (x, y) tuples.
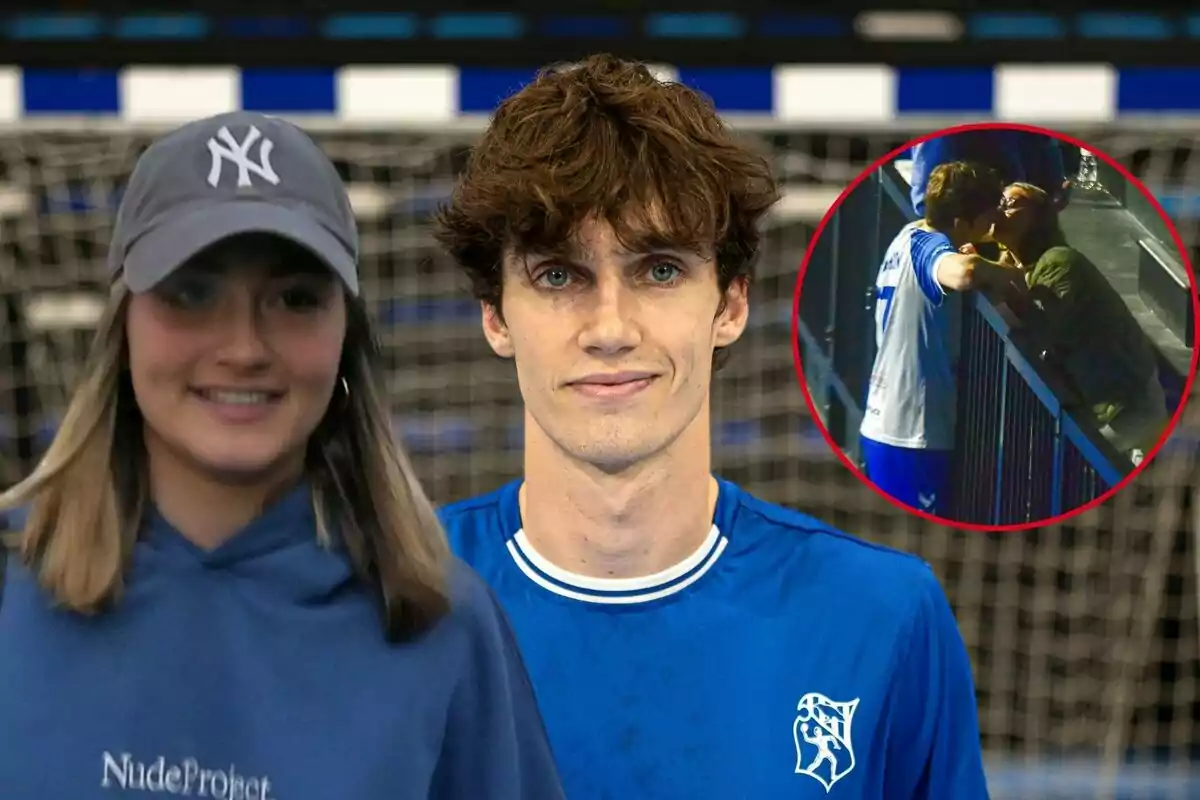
(993, 181), (1169, 463)
(0, 111), (563, 799)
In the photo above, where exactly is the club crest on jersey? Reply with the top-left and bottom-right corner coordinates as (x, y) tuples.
(792, 692), (859, 792)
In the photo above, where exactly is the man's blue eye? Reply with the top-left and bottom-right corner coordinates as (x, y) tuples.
(649, 263), (681, 283)
(540, 268), (571, 288)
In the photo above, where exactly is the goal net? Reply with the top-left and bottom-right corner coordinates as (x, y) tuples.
(0, 124), (1196, 794)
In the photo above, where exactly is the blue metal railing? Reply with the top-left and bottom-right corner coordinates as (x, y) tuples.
(798, 162), (1130, 524)
(797, 160), (911, 464)
(954, 292), (1128, 524)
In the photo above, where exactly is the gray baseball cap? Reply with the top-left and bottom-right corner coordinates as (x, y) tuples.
(109, 111), (359, 296)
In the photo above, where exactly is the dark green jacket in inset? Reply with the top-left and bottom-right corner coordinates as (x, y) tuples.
(1022, 244), (1157, 425)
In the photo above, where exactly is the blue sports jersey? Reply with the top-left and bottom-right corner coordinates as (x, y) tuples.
(910, 130), (1067, 217)
(0, 486), (563, 799)
(441, 479), (989, 799)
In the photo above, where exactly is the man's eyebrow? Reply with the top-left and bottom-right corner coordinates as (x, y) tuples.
(513, 243), (594, 265)
(509, 235), (701, 266)
(620, 229), (700, 254)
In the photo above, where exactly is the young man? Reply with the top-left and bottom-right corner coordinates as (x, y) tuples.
(434, 55), (990, 799)
(861, 161), (1024, 516)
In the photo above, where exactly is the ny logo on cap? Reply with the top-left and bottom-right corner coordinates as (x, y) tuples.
(207, 125), (280, 189)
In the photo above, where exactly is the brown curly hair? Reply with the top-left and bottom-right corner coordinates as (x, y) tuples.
(923, 161), (1004, 232)
(432, 54), (781, 309)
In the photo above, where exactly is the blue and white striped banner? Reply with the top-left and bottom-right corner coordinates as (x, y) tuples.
(0, 64), (1198, 123)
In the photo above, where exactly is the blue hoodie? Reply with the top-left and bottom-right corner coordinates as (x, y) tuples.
(0, 486), (564, 799)
(909, 131), (1068, 217)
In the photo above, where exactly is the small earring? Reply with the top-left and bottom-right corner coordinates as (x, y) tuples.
(339, 377), (350, 399)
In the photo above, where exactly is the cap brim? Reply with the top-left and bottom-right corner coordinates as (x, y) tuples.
(121, 200), (359, 295)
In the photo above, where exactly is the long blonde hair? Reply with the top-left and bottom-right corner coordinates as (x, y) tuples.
(0, 281), (452, 641)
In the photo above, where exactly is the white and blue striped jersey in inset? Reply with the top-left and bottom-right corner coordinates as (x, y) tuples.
(860, 221), (961, 451)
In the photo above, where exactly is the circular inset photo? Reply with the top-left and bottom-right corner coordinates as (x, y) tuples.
(793, 122), (1199, 531)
